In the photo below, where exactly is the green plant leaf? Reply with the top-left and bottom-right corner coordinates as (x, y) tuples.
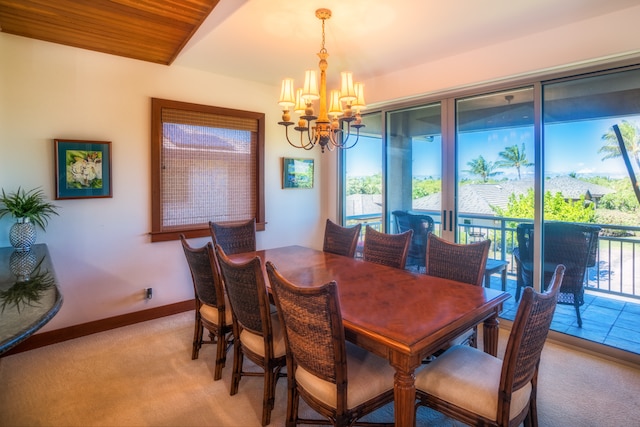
(0, 187), (60, 230)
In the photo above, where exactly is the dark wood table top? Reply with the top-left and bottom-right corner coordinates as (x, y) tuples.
(232, 245), (508, 354)
(230, 245), (510, 426)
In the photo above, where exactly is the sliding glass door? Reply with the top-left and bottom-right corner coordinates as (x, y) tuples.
(386, 103), (443, 233)
(541, 68), (640, 339)
(454, 88), (535, 262)
(342, 112), (383, 240)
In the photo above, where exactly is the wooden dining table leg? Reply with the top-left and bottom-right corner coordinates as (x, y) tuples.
(393, 368), (416, 427)
(482, 308), (501, 357)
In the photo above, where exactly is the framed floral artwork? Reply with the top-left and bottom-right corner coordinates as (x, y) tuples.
(54, 139), (112, 199)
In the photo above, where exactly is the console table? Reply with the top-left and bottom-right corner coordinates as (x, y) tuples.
(0, 244), (63, 355)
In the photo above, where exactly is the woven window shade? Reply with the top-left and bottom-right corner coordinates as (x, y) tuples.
(160, 108), (257, 229)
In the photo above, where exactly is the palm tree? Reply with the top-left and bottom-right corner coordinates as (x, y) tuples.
(495, 143), (532, 180)
(600, 120), (640, 169)
(465, 156), (501, 183)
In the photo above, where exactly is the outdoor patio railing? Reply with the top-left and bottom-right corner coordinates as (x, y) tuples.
(347, 212), (640, 301)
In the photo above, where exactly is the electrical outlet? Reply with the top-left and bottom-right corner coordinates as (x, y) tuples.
(145, 287), (153, 300)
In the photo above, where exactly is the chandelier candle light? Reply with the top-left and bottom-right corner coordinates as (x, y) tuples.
(278, 8), (366, 153)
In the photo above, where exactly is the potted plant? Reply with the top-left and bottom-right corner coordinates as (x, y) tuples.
(0, 187), (59, 251)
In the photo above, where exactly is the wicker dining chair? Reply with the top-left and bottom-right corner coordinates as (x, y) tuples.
(514, 222), (600, 327)
(424, 233), (491, 348)
(362, 225), (413, 269)
(180, 234), (233, 381)
(265, 261), (395, 427)
(415, 264), (565, 427)
(209, 218), (256, 255)
(322, 219), (362, 258)
(215, 244), (286, 426)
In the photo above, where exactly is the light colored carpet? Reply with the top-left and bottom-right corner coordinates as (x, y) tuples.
(1, 311), (639, 426)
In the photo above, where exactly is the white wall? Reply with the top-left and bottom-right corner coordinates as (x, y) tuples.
(365, 5), (640, 104)
(0, 34), (326, 331)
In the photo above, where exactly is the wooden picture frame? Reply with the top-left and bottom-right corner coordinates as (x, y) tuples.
(54, 139), (112, 199)
(282, 158), (314, 189)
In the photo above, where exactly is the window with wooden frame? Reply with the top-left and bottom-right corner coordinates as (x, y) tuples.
(150, 98), (265, 242)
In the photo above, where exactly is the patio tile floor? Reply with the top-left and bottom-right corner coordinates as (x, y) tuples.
(486, 274), (640, 355)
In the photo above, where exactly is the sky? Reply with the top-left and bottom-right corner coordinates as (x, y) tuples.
(346, 116), (635, 180)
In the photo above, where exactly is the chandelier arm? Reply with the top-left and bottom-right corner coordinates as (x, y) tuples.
(327, 128), (343, 148)
(284, 125), (314, 150)
(308, 122), (317, 148)
(340, 121), (354, 147)
(323, 130), (336, 152)
(340, 129), (361, 150)
(331, 124), (352, 148)
(303, 127), (316, 150)
(330, 123), (360, 149)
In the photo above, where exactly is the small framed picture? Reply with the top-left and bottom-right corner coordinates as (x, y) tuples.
(54, 139), (112, 199)
(282, 158), (314, 189)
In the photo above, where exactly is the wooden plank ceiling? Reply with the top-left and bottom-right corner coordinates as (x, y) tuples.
(0, 0), (220, 65)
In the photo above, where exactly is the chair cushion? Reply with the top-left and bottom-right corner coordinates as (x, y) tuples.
(295, 342), (394, 410)
(239, 312), (287, 358)
(415, 345), (532, 421)
(199, 295), (233, 327)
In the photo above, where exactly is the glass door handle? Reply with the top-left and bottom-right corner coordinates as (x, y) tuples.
(442, 210), (454, 232)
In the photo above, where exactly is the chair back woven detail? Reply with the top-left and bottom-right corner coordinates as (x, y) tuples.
(180, 234), (232, 380)
(498, 265), (565, 424)
(181, 236), (222, 307)
(268, 262), (341, 384)
(214, 244), (285, 426)
(266, 261), (395, 426)
(514, 222), (600, 327)
(392, 210), (434, 270)
(363, 225), (412, 269)
(210, 218), (256, 255)
(415, 264), (565, 427)
(217, 249), (265, 335)
(323, 219), (362, 258)
(425, 234), (491, 287)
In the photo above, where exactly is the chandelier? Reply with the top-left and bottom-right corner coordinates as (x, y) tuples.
(277, 8), (365, 153)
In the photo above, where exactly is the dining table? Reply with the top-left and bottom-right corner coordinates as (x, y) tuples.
(229, 245), (510, 427)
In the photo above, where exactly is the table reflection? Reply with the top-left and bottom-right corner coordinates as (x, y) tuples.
(0, 244), (63, 355)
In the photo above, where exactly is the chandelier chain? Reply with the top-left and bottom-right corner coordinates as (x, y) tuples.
(320, 17), (327, 54)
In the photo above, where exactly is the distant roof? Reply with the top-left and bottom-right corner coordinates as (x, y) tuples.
(345, 177), (615, 217)
(413, 176), (615, 214)
(543, 176), (613, 199)
(412, 184), (516, 214)
(345, 194), (382, 217)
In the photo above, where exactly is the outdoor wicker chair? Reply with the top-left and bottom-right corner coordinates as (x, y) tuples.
(424, 233), (491, 348)
(514, 222), (600, 327)
(362, 225), (412, 269)
(215, 244), (286, 426)
(392, 210), (434, 271)
(322, 219), (362, 258)
(209, 218), (256, 255)
(180, 234), (233, 381)
(266, 261), (395, 427)
(415, 264), (565, 427)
